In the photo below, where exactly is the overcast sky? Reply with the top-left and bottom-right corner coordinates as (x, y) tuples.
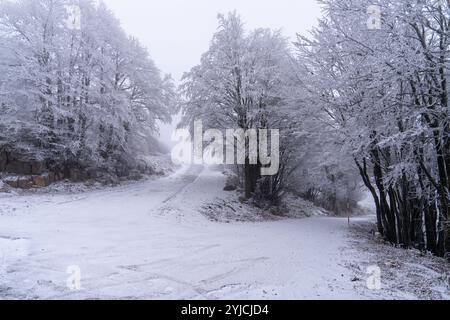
(101, 0), (322, 145)
(102, 0), (322, 82)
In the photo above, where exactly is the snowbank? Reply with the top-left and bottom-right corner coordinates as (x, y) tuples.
(345, 219), (450, 300)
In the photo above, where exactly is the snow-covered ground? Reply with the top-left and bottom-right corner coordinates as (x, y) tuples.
(0, 166), (448, 300)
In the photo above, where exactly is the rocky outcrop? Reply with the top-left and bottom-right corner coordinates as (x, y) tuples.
(32, 173), (54, 188)
(4, 173), (57, 189)
(0, 181), (9, 192)
(0, 148), (57, 189)
(0, 149), (47, 176)
(17, 177), (33, 189)
(0, 148), (170, 190)
(6, 161), (32, 175)
(31, 161), (46, 175)
(0, 148), (92, 189)
(0, 151), (7, 172)
(3, 176), (19, 189)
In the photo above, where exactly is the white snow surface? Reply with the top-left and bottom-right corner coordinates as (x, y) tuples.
(0, 166), (448, 300)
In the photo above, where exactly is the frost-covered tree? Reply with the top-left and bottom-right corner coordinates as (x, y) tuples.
(294, 0), (449, 258)
(180, 12), (291, 201)
(0, 0), (173, 176)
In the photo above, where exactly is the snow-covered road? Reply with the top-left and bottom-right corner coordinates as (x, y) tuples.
(0, 166), (367, 300)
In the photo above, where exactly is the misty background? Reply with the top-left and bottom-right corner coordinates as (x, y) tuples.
(102, 0), (322, 147)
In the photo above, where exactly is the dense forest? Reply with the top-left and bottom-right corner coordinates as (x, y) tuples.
(180, 0), (449, 259)
(0, 0), (174, 184)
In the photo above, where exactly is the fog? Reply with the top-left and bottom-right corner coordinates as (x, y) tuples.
(101, 0), (322, 147)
